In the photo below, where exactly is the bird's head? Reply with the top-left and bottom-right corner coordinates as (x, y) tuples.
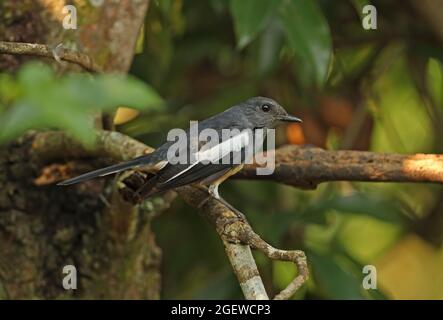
(238, 96), (302, 129)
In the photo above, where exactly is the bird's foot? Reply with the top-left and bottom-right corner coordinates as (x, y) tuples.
(196, 184), (247, 221)
(208, 186), (247, 221)
(218, 198), (248, 222)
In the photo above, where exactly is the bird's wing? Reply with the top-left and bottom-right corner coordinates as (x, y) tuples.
(152, 130), (251, 192)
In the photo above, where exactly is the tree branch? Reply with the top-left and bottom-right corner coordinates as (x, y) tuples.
(33, 132), (443, 188)
(236, 145), (443, 188)
(223, 241), (269, 300)
(0, 41), (102, 72)
(175, 185), (308, 300)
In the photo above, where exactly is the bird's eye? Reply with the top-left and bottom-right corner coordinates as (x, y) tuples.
(261, 104), (271, 112)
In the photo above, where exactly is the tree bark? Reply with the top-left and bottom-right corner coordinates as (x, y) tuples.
(0, 0), (161, 299)
(236, 145), (443, 188)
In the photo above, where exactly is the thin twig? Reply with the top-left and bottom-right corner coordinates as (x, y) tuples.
(215, 213), (308, 300)
(244, 231), (308, 300)
(0, 41), (102, 73)
(174, 186), (275, 300)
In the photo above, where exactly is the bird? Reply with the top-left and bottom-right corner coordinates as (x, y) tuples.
(58, 97), (302, 217)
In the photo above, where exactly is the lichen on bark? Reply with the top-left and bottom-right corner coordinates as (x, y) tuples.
(0, 0), (160, 299)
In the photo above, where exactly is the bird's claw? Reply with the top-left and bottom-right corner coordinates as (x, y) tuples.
(52, 43), (64, 64)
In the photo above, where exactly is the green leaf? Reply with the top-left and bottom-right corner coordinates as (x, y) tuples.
(338, 250), (389, 300)
(328, 193), (407, 223)
(257, 20), (284, 76)
(0, 73), (20, 105)
(280, 0), (332, 88)
(273, 260), (297, 291)
(309, 251), (366, 299)
(230, 0), (281, 49)
(337, 214), (403, 265)
(427, 57), (443, 110)
(95, 75), (163, 110)
(372, 54), (434, 153)
(0, 62), (163, 146)
(302, 193), (407, 224)
(0, 102), (41, 142)
(18, 62), (54, 93)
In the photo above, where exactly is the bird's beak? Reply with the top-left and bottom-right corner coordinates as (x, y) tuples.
(279, 114), (303, 123)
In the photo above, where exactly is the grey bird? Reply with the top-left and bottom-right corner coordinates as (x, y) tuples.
(58, 97), (302, 215)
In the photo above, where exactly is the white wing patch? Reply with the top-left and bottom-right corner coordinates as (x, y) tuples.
(196, 130), (250, 163)
(162, 130), (250, 184)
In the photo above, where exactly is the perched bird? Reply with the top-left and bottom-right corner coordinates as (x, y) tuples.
(58, 97), (302, 216)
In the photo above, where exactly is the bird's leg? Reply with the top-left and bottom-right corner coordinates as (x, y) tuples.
(196, 185), (212, 209)
(208, 183), (220, 198)
(196, 164), (247, 220)
(208, 184), (248, 221)
(195, 184), (247, 221)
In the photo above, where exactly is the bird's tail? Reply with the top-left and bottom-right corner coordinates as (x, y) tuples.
(57, 155), (147, 186)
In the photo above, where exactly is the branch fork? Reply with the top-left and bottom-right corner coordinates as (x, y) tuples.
(120, 164), (309, 300)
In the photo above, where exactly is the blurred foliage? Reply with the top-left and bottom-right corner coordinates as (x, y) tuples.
(2, 0), (443, 299)
(132, 0), (443, 299)
(0, 62), (163, 146)
(230, 0), (281, 50)
(279, 0), (332, 88)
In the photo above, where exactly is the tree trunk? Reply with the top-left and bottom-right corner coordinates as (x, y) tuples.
(0, 0), (163, 299)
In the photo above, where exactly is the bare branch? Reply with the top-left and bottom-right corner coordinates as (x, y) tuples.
(175, 185), (272, 300)
(30, 130), (153, 164)
(176, 185), (308, 300)
(33, 132), (443, 188)
(244, 232), (308, 300)
(0, 41), (102, 72)
(237, 145), (443, 188)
